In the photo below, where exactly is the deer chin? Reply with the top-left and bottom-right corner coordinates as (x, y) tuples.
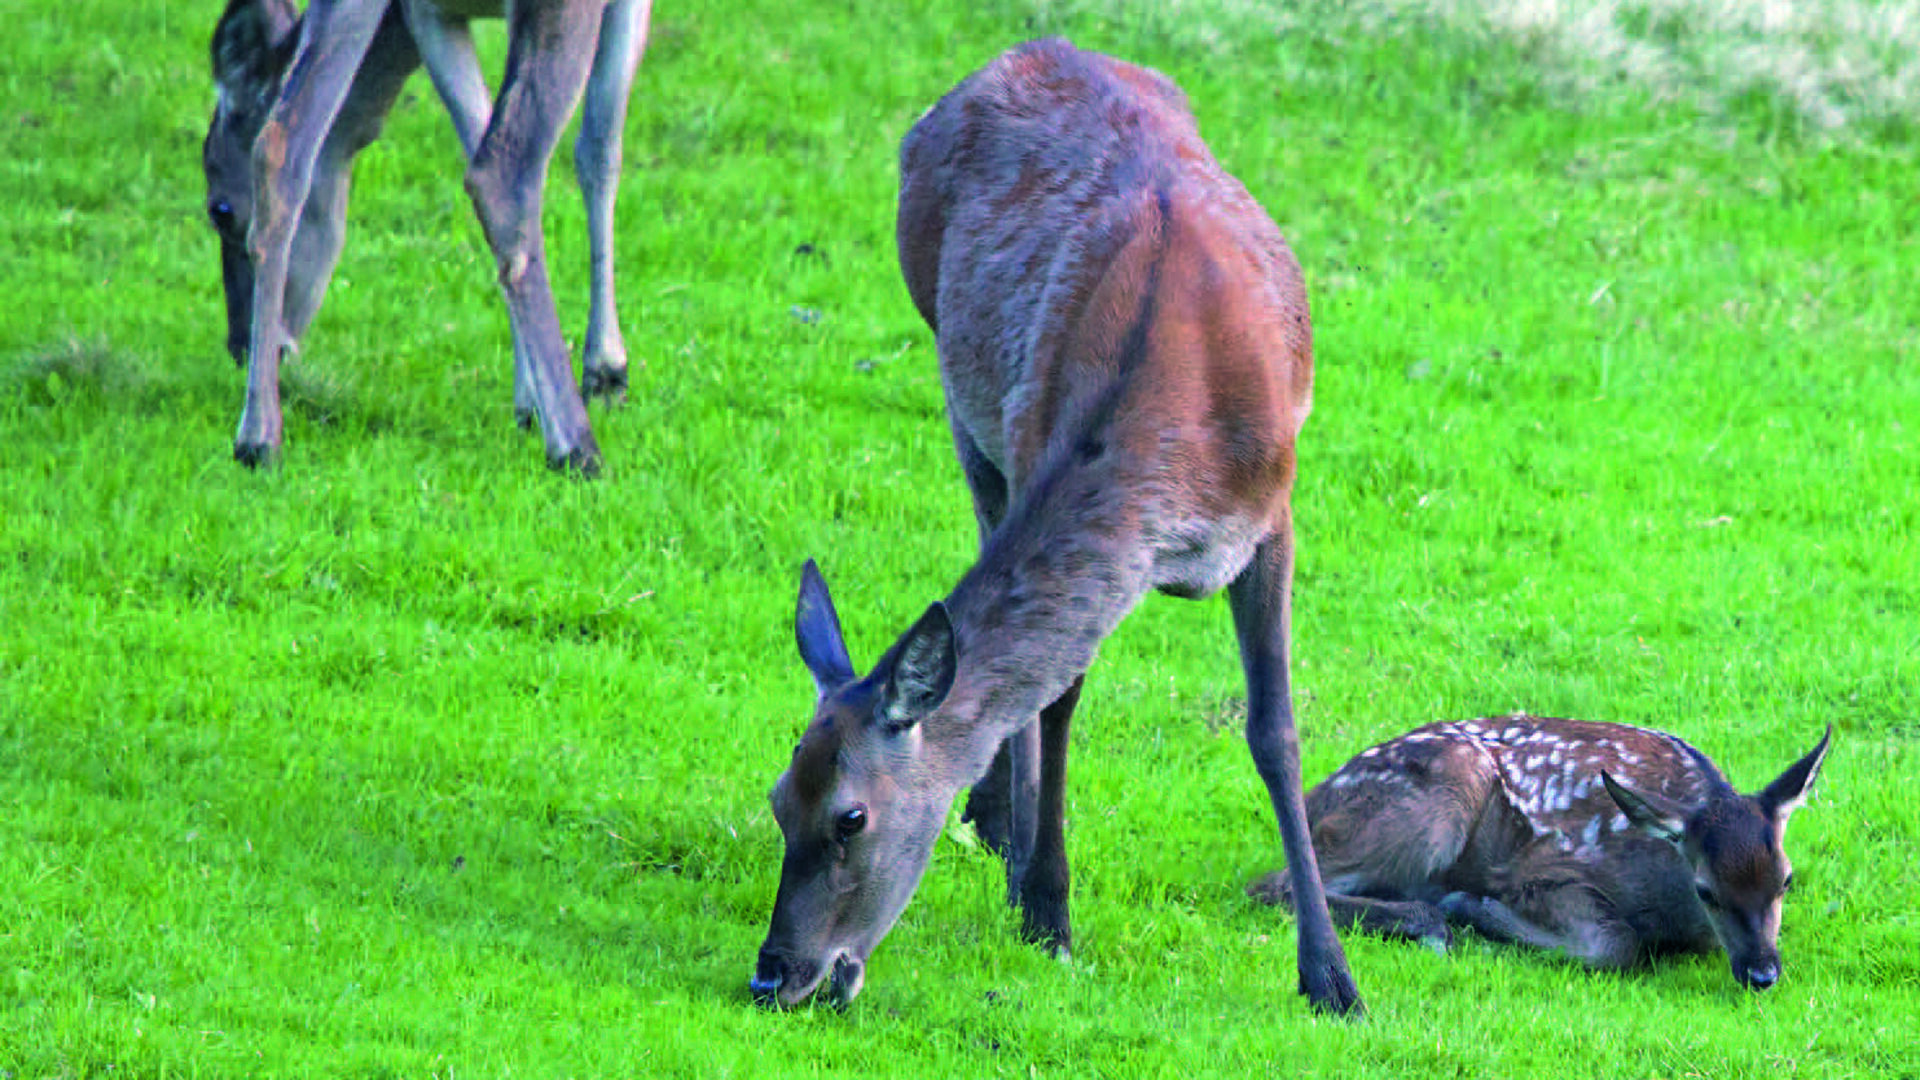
(765, 951), (865, 1009)
(823, 955), (866, 1007)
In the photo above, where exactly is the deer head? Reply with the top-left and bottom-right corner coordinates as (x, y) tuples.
(1602, 726), (1832, 990)
(204, 0), (299, 363)
(750, 560), (963, 1007)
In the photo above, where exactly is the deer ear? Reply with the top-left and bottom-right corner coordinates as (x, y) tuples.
(1759, 724), (1832, 822)
(1603, 771), (1688, 844)
(795, 559), (855, 696)
(211, 0), (299, 90)
(874, 602), (956, 733)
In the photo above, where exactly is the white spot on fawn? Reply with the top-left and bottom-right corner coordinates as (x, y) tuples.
(1610, 812), (1629, 832)
(1582, 817), (1602, 848)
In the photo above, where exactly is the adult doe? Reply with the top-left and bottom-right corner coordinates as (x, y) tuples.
(204, 0), (651, 473)
(750, 39), (1362, 1015)
(1249, 715), (1831, 989)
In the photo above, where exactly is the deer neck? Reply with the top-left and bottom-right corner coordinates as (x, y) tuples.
(927, 434), (1153, 783)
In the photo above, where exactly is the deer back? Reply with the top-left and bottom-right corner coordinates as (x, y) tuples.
(897, 38), (1314, 535)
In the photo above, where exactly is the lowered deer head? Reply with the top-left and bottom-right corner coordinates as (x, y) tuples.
(752, 561), (966, 1007)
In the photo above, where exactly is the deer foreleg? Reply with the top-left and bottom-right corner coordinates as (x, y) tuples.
(1231, 530), (1364, 1016)
(463, 0), (602, 474)
(963, 721), (1040, 901)
(575, 0), (652, 404)
(955, 422), (1027, 871)
(284, 10), (422, 344)
(1440, 889), (1638, 969)
(1016, 676), (1081, 957)
(236, 0), (386, 467)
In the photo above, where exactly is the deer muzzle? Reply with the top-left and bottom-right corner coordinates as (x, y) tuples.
(1737, 958), (1780, 990)
(749, 949), (866, 1009)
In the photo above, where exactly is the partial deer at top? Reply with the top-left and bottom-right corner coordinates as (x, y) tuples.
(749, 39), (1363, 1016)
(203, 0), (652, 474)
(1250, 715), (1831, 990)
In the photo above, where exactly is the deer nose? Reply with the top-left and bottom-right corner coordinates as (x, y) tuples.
(748, 950), (786, 1005)
(1741, 961), (1780, 990)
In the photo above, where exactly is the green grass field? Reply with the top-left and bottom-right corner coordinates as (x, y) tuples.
(4, 0), (1917, 1075)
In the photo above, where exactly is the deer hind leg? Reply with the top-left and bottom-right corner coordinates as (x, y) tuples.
(575, 0), (652, 404)
(401, 1), (491, 158)
(463, 0), (602, 474)
(235, 0), (387, 467)
(1247, 873), (1452, 953)
(1248, 742), (1490, 954)
(399, 3), (537, 424)
(1230, 529), (1363, 1016)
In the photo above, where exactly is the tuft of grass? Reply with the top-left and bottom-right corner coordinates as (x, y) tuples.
(279, 355), (364, 429)
(2, 335), (152, 406)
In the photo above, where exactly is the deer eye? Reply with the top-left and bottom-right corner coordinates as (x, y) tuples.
(835, 805), (868, 841)
(207, 198), (239, 235)
(1783, 872), (1795, 893)
(1694, 883), (1718, 908)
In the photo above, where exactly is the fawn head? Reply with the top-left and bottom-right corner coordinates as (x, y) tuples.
(1602, 726), (1831, 990)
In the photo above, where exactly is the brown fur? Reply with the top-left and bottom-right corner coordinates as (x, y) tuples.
(1250, 715), (1831, 989)
(751, 40), (1360, 1016)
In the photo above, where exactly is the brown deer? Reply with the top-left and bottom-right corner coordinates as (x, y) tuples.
(203, 0), (652, 474)
(1249, 715), (1831, 990)
(749, 39), (1362, 1016)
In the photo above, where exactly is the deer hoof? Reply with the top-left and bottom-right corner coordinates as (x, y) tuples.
(581, 363), (629, 406)
(232, 439), (281, 470)
(1299, 965), (1365, 1019)
(547, 441), (603, 479)
(1244, 870), (1290, 906)
(1438, 891), (1482, 921)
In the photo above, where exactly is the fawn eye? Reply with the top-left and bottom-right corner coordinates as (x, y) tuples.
(835, 806), (868, 840)
(1694, 883), (1718, 907)
(1783, 872), (1795, 893)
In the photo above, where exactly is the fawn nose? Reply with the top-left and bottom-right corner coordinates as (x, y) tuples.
(1741, 961), (1780, 990)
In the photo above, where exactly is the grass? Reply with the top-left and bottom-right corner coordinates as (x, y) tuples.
(3, 0), (1917, 1075)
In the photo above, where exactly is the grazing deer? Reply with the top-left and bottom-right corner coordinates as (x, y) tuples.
(749, 39), (1362, 1016)
(1248, 715), (1831, 990)
(203, 0), (652, 474)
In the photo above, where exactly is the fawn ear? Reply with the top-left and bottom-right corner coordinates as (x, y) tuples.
(1603, 771), (1688, 844)
(1759, 724), (1832, 824)
(795, 559), (855, 697)
(874, 602), (956, 734)
(211, 0), (298, 92)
